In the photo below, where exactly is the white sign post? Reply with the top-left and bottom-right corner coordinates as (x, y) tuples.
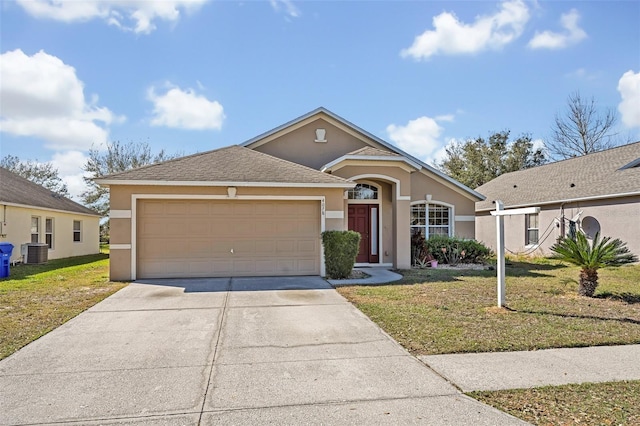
(490, 201), (540, 307)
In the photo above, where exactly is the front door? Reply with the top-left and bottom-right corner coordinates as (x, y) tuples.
(348, 204), (379, 263)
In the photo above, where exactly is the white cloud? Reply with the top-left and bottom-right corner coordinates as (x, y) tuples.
(269, 0), (300, 18)
(401, 0), (529, 60)
(618, 70), (640, 128)
(0, 49), (120, 151)
(147, 84), (225, 130)
(528, 9), (587, 49)
(386, 115), (451, 160)
(50, 150), (90, 200)
(15, 0), (208, 34)
(565, 68), (598, 81)
(531, 138), (546, 152)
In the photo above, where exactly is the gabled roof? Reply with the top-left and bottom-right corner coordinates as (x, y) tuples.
(242, 107), (485, 201)
(476, 141), (640, 211)
(0, 167), (99, 216)
(96, 145), (354, 188)
(347, 147), (402, 157)
(321, 146), (421, 173)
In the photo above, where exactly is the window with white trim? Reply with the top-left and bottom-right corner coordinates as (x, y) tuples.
(73, 220), (82, 242)
(348, 183), (378, 200)
(525, 213), (539, 245)
(45, 218), (54, 249)
(410, 204), (451, 238)
(31, 216), (40, 243)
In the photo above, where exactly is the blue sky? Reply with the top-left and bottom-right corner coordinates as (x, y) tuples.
(1, 0), (639, 199)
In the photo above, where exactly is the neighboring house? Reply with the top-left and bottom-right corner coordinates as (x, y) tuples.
(0, 167), (100, 263)
(475, 142), (640, 257)
(98, 107), (484, 280)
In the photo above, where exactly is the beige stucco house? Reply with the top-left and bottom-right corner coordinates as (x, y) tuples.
(475, 142), (640, 257)
(0, 167), (100, 264)
(98, 108), (484, 280)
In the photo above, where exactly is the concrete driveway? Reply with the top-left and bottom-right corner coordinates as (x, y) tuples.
(0, 277), (527, 425)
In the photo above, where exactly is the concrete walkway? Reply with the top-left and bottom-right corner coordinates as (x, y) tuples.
(327, 267), (403, 286)
(419, 344), (640, 392)
(0, 277), (526, 425)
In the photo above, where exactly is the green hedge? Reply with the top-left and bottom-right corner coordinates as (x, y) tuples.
(322, 230), (361, 279)
(423, 235), (492, 265)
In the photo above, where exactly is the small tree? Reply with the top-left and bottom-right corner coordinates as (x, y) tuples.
(550, 232), (637, 297)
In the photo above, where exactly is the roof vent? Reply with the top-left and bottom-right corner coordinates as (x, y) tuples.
(570, 183), (575, 187)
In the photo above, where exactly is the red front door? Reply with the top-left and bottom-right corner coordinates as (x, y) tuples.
(348, 204), (379, 263)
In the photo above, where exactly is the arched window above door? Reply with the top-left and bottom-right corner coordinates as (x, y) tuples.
(348, 183), (378, 200)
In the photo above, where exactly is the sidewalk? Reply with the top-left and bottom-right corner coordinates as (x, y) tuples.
(419, 344), (640, 392)
(328, 269), (640, 394)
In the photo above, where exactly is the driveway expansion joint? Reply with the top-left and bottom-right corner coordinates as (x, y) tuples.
(197, 278), (231, 425)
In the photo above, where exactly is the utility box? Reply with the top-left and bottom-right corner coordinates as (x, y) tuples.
(0, 243), (14, 278)
(25, 243), (48, 264)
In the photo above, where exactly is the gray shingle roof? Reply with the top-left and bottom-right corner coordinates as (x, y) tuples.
(0, 167), (99, 216)
(476, 142), (640, 211)
(97, 145), (353, 186)
(346, 147), (401, 157)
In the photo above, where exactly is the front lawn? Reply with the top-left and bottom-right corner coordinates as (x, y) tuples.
(0, 254), (126, 360)
(336, 259), (640, 355)
(470, 380), (640, 425)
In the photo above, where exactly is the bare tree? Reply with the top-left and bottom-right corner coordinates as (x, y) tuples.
(548, 92), (619, 159)
(82, 141), (180, 216)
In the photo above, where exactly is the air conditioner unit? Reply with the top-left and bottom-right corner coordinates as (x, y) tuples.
(24, 243), (48, 264)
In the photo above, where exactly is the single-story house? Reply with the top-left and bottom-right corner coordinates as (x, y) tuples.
(98, 107), (484, 280)
(475, 141), (640, 257)
(0, 167), (101, 264)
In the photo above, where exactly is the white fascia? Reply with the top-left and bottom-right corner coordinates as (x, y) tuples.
(96, 180), (355, 189)
(321, 155), (421, 173)
(476, 191), (640, 212)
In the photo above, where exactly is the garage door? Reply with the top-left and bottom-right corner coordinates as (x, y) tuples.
(136, 199), (320, 278)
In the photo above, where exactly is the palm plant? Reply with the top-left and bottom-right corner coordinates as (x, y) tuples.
(550, 231), (637, 297)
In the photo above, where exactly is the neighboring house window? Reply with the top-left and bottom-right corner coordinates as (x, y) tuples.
(31, 216), (40, 243)
(410, 204), (451, 238)
(348, 184), (378, 200)
(526, 213), (539, 245)
(73, 220), (82, 242)
(45, 218), (54, 249)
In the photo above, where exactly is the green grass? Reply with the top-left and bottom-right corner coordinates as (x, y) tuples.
(0, 254), (126, 360)
(470, 380), (640, 425)
(337, 259), (640, 355)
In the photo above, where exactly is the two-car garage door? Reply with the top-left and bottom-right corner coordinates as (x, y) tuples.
(136, 199), (320, 278)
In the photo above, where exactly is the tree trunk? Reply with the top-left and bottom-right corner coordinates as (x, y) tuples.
(579, 268), (599, 297)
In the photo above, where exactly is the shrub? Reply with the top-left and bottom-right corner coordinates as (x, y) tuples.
(423, 235), (492, 264)
(322, 230), (361, 279)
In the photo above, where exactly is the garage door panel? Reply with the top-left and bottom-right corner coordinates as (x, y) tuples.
(254, 240), (275, 253)
(166, 202), (187, 215)
(137, 200), (320, 278)
(298, 240), (317, 253)
(233, 203), (255, 216)
(297, 259), (318, 274)
(187, 202), (210, 215)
